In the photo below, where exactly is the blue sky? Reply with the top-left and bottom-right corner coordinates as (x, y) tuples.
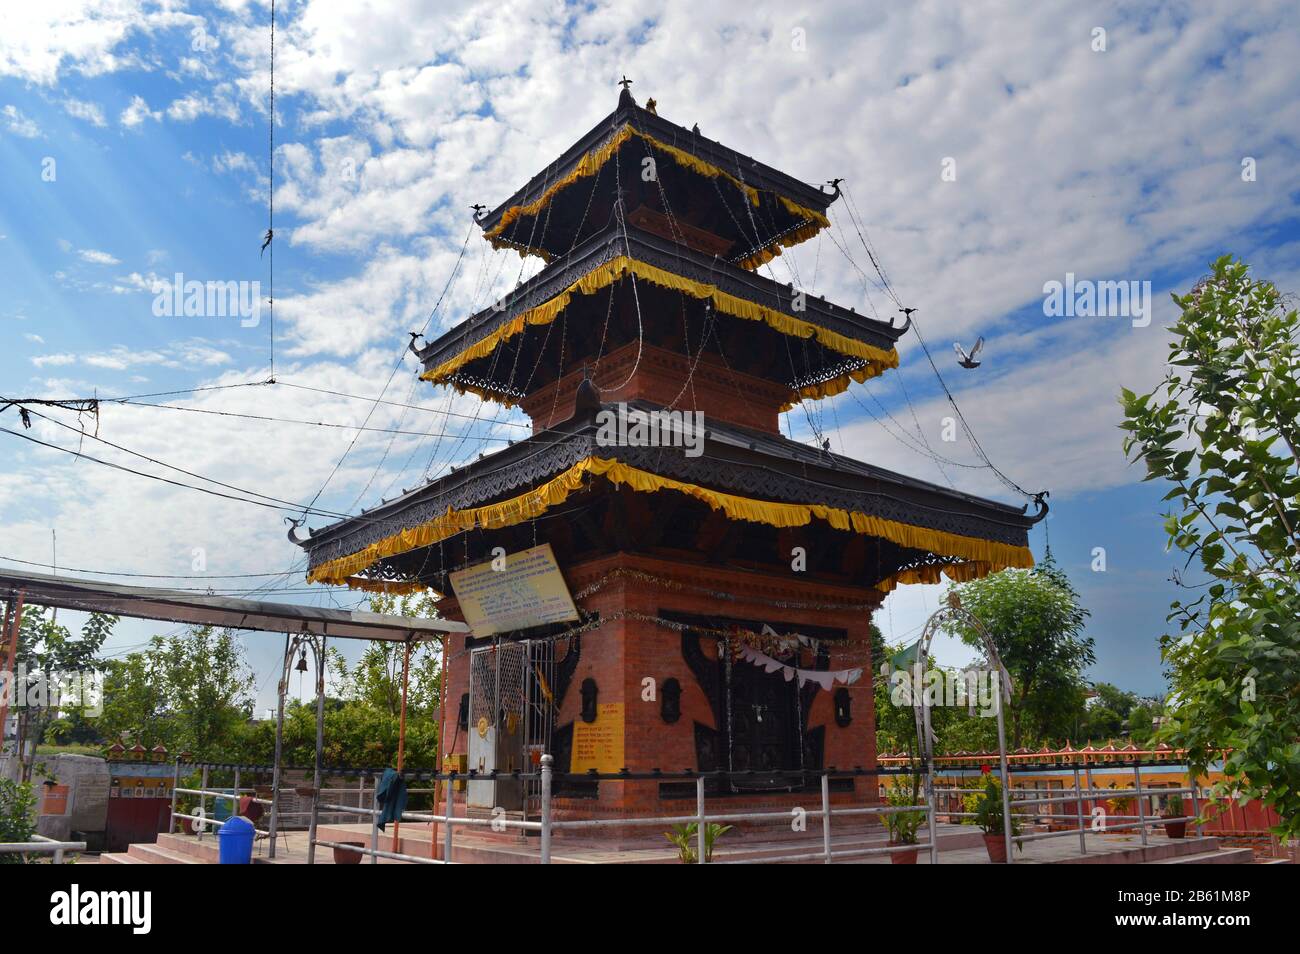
(2, 1), (1299, 709)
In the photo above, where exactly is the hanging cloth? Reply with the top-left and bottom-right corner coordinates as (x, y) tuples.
(375, 768), (408, 832)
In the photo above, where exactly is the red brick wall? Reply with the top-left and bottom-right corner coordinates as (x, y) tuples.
(521, 342), (789, 433)
(439, 552), (881, 822)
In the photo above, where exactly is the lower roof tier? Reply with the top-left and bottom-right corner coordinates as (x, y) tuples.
(418, 224), (906, 420)
(298, 401), (1043, 597)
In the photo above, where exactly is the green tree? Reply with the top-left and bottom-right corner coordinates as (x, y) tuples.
(1120, 254), (1300, 837)
(9, 606), (114, 780)
(98, 627), (255, 759)
(943, 557), (1095, 749)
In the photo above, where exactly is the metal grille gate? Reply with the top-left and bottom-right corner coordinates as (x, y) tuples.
(467, 639), (556, 820)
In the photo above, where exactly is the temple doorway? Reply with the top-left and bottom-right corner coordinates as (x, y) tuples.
(726, 650), (804, 792)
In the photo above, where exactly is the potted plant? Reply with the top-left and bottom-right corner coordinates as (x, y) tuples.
(663, 822), (732, 863)
(972, 776), (1021, 863)
(1162, 794), (1187, 839)
(882, 775), (925, 864)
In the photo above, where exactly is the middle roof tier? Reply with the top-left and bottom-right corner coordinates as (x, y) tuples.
(418, 224), (906, 431)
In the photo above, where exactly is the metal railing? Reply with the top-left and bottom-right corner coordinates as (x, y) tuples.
(932, 761), (1204, 860)
(0, 834), (86, 864)
(307, 757), (933, 865)
(163, 757), (1213, 865)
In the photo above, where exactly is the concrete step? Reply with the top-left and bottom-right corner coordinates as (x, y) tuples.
(99, 852), (145, 864)
(156, 832), (221, 862)
(126, 842), (203, 864)
(1153, 847), (1256, 864)
(1044, 835), (1219, 864)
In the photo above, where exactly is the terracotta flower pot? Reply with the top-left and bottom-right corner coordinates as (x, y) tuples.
(982, 833), (1008, 863)
(1162, 814), (1187, 839)
(333, 841), (365, 865)
(889, 843), (919, 864)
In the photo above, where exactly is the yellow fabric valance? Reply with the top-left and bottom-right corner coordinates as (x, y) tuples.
(420, 255), (898, 404)
(483, 123), (830, 265)
(307, 456), (1033, 589)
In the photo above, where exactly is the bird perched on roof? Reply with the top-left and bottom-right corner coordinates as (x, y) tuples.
(691, 123), (700, 135)
(953, 337), (984, 369)
(645, 97), (658, 115)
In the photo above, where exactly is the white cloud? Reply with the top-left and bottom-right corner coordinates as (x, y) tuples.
(31, 353), (77, 368)
(2, 104), (40, 137)
(78, 248), (120, 266)
(62, 97), (106, 126)
(24, 333), (45, 344)
(119, 94), (160, 128)
(0, 2), (201, 85)
(166, 83), (241, 123)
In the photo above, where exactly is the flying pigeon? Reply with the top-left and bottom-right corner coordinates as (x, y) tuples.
(953, 336), (984, 369)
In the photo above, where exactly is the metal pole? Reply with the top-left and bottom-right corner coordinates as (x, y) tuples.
(268, 633), (289, 859)
(432, 633), (449, 861)
(540, 754), (553, 865)
(443, 772), (455, 863)
(392, 641), (411, 854)
(924, 758), (939, 865)
(307, 637), (326, 865)
(198, 766), (209, 841)
(369, 783), (380, 866)
(995, 691), (1013, 863)
(232, 767), (241, 823)
(696, 775), (706, 864)
(1189, 769), (1203, 838)
(820, 772), (832, 863)
(0, 591), (25, 754)
(1133, 763), (1148, 846)
(169, 759), (180, 834)
(1072, 766), (1087, 854)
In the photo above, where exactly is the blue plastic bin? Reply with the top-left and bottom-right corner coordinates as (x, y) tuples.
(217, 815), (256, 865)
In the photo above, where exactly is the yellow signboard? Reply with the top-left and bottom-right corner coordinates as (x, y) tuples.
(450, 543), (579, 636)
(571, 703), (625, 774)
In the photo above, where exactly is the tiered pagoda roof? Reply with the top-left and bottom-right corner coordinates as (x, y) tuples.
(478, 85), (834, 270)
(303, 400), (1040, 595)
(299, 85), (1042, 598)
(416, 222), (906, 415)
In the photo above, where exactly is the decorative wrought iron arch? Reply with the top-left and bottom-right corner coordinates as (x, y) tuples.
(908, 591), (1018, 863)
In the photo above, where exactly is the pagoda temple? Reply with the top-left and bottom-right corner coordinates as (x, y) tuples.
(297, 83), (1043, 822)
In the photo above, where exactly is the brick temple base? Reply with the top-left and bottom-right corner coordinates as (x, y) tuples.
(437, 553), (882, 825)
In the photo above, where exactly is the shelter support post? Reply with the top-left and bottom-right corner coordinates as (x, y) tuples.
(0, 591), (25, 752)
(268, 633), (289, 859)
(392, 639), (410, 853)
(307, 635), (326, 865)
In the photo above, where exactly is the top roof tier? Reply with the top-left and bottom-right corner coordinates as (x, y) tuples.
(476, 86), (838, 270)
